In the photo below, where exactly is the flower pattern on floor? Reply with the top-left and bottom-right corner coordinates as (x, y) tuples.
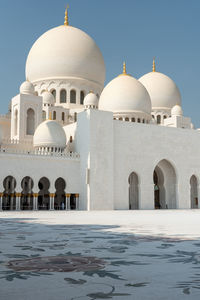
(0, 214), (200, 300)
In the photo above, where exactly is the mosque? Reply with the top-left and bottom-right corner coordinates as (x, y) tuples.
(0, 8), (199, 212)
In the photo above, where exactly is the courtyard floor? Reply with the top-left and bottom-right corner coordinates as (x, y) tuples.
(0, 210), (200, 299)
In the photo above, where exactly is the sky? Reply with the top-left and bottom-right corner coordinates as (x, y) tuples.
(0, 0), (200, 126)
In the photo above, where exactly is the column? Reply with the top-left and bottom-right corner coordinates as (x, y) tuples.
(10, 193), (14, 210)
(16, 193), (21, 211)
(33, 193), (38, 210)
(66, 194), (71, 210)
(0, 193), (3, 211)
(75, 194), (79, 210)
(50, 193), (55, 210)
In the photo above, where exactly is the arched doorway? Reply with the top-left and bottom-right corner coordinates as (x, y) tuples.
(2, 176), (16, 210)
(54, 178), (66, 210)
(38, 177), (50, 210)
(190, 175), (198, 208)
(21, 177), (34, 210)
(128, 172), (139, 209)
(153, 160), (177, 209)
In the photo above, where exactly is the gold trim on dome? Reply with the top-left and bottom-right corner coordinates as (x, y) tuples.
(152, 57), (156, 72)
(118, 61), (131, 77)
(64, 5), (69, 26)
(123, 61), (127, 74)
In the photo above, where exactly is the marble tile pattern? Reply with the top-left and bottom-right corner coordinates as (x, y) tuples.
(0, 211), (200, 299)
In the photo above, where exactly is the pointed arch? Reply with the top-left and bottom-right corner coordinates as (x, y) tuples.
(21, 176), (34, 210)
(54, 177), (66, 210)
(128, 172), (139, 209)
(2, 176), (16, 210)
(190, 175), (198, 208)
(153, 159), (177, 209)
(14, 109), (18, 136)
(38, 177), (50, 210)
(26, 108), (35, 135)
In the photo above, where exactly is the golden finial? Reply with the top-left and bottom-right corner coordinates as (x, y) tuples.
(152, 57), (156, 72)
(49, 111), (52, 120)
(64, 5), (69, 26)
(123, 61), (127, 75)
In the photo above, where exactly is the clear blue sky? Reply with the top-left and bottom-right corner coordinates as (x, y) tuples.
(0, 0), (200, 126)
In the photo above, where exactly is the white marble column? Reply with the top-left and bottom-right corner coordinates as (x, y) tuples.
(33, 193), (38, 210)
(50, 193), (55, 210)
(75, 194), (79, 210)
(66, 194), (70, 210)
(16, 193), (21, 211)
(0, 193), (3, 211)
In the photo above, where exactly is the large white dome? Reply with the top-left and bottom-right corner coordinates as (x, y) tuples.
(33, 120), (66, 149)
(26, 25), (105, 86)
(139, 71), (181, 110)
(99, 74), (152, 115)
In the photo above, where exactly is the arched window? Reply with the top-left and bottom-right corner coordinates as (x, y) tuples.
(60, 89), (66, 103)
(131, 118), (135, 122)
(62, 112), (65, 122)
(119, 117), (123, 121)
(53, 111), (56, 120)
(142, 119), (145, 123)
(42, 110), (46, 121)
(125, 117), (129, 121)
(14, 109), (18, 136)
(163, 115), (167, 119)
(80, 91), (85, 105)
(157, 115), (161, 124)
(137, 118), (141, 123)
(26, 108), (35, 135)
(51, 89), (56, 100)
(70, 90), (76, 104)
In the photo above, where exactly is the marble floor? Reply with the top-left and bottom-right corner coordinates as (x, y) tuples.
(0, 210), (200, 299)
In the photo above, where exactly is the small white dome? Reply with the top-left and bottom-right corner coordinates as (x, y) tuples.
(26, 25), (105, 87)
(171, 105), (183, 116)
(20, 81), (35, 95)
(99, 74), (151, 115)
(84, 92), (98, 108)
(42, 91), (55, 105)
(139, 72), (181, 110)
(33, 120), (66, 149)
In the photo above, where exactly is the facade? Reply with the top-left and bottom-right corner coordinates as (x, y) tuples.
(0, 8), (199, 212)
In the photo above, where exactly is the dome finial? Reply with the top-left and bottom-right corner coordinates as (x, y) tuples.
(152, 57), (156, 72)
(123, 61), (127, 75)
(64, 4), (69, 26)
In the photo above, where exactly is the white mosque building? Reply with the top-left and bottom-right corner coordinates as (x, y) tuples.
(0, 8), (199, 212)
